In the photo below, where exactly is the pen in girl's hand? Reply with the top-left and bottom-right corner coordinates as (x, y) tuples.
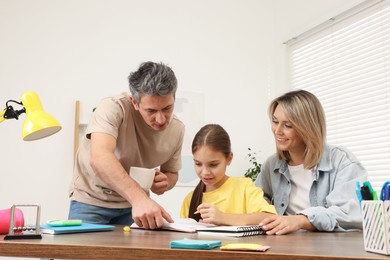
(193, 198), (227, 214)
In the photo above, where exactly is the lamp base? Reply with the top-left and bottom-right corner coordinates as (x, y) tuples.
(4, 233), (42, 240)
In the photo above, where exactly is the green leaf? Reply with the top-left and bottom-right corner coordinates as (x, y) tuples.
(244, 148), (261, 181)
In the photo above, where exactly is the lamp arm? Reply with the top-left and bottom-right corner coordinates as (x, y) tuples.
(1, 100), (26, 121)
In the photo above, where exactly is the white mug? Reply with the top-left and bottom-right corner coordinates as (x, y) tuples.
(130, 167), (156, 192)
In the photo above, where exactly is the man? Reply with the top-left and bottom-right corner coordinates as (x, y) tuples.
(69, 61), (185, 229)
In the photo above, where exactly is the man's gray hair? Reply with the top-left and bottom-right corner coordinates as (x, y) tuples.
(128, 61), (177, 104)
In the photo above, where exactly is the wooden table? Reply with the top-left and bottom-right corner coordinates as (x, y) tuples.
(0, 227), (388, 259)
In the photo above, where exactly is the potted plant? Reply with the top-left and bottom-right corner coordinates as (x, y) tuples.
(244, 148), (261, 181)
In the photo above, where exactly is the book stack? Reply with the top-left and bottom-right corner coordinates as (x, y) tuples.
(40, 223), (115, 234)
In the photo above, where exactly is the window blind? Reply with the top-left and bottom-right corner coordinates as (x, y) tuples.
(286, 1), (390, 192)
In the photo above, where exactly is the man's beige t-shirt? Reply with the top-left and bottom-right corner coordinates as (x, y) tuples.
(69, 92), (185, 208)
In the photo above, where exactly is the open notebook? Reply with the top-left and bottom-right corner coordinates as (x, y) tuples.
(130, 218), (215, 233)
(131, 218), (265, 237)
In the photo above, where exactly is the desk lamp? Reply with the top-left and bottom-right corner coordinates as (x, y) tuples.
(0, 90), (61, 140)
(0, 90), (62, 239)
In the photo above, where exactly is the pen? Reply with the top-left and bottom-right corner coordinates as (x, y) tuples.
(193, 198), (227, 214)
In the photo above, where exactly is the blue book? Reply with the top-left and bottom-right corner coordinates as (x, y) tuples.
(40, 223), (115, 234)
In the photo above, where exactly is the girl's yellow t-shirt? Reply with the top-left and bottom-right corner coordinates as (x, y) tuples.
(180, 176), (276, 218)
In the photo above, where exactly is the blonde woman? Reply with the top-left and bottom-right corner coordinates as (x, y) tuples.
(255, 90), (367, 235)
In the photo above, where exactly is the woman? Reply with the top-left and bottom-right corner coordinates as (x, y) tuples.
(255, 90), (367, 235)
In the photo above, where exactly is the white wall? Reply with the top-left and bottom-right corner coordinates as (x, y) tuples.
(0, 0), (364, 250)
(154, 0), (366, 217)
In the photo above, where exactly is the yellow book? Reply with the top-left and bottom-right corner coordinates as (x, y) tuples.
(220, 243), (271, 252)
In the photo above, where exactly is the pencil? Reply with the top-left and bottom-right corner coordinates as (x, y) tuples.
(193, 198), (227, 214)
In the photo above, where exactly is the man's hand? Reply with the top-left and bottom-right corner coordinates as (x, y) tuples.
(89, 133), (174, 229)
(151, 170), (170, 195)
(131, 197), (173, 229)
(259, 215), (314, 235)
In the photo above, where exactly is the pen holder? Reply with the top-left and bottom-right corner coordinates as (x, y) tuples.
(361, 200), (390, 255)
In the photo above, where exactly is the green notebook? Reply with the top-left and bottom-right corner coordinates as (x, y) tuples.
(170, 238), (221, 250)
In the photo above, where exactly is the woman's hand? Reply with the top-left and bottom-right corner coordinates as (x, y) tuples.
(259, 214), (315, 235)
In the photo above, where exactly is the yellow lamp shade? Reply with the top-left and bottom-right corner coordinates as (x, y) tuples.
(21, 91), (62, 141)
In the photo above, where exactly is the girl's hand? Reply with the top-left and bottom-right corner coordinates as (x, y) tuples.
(197, 203), (225, 225)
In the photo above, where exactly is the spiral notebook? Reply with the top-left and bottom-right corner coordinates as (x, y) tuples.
(196, 225), (265, 237)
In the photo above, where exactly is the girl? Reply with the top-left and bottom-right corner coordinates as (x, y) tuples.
(180, 124), (276, 226)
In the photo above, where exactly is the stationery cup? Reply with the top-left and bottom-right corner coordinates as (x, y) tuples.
(130, 167), (156, 192)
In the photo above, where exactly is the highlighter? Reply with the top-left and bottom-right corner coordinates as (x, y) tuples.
(355, 181), (362, 203)
(47, 219), (82, 227)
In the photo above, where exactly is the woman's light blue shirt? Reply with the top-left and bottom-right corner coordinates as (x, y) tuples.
(255, 144), (367, 231)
